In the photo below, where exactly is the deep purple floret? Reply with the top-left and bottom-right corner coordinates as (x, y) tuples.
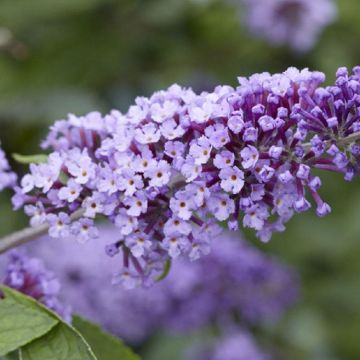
(1, 251), (71, 321)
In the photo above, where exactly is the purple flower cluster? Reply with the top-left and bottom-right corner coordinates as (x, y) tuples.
(0, 145), (16, 191)
(242, 0), (336, 51)
(24, 228), (298, 343)
(15, 66), (360, 286)
(192, 329), (268, 360)
(159, 231), (299, 332)
(0, 251), (71, 321)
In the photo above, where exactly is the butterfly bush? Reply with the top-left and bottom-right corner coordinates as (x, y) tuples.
(0, 251), (71, 321)
(0, 145), (17, 191)
(192, 329), (268, 360)
(14, 66), (360, 287)
(242, 0), (336, 52)
(23, 228), (298, 343)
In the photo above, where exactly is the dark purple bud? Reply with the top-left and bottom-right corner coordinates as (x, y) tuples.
(105, 243), (120, 257)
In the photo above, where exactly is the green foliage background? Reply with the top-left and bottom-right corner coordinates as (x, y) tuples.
(0, 0), (360, 359)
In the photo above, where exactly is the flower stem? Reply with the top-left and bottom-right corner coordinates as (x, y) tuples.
(302, 131), (360, 152)
(156, 259), (172, 282)
(0, 209), (84, 255)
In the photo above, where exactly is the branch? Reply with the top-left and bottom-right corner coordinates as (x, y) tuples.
(0, 209), (84, 255)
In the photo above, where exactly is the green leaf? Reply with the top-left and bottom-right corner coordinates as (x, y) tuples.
(156, 259), (172, 282)
(4, 351), (21, 360)
(21, 323), (96, 360)
(0, 286), (97, 360)
(72, 316), (140, 360)
(12, 153), (48, 165)
(3, 351), (21, 360)
(0, 286), (58, 357)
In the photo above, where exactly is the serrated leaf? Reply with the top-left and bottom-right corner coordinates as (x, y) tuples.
(72, 316), (140, 360)
(0, 286), (58, 357)
(20, 323), (97, 360)
(12, 153), (48, 165)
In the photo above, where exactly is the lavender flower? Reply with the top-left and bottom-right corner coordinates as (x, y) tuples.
(0, 145), (16, 191)
(0, 251), (71, 321)
(191, 329), (268, 360)
(15, 67), (360, 287)
(162, 231), (299, 331)
(242, 0), (336, 52)
(24, 228), (298, 343)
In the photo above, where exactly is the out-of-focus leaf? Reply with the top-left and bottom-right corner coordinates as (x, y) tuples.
(72, 316), (140, 360)
(12, 153), (48, 164)
(145, 330), (212, 360)
(0, 0), (108, 29)
(0, 89), (105, 124)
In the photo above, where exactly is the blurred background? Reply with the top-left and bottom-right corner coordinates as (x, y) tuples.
(0, 0), (360, 358)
